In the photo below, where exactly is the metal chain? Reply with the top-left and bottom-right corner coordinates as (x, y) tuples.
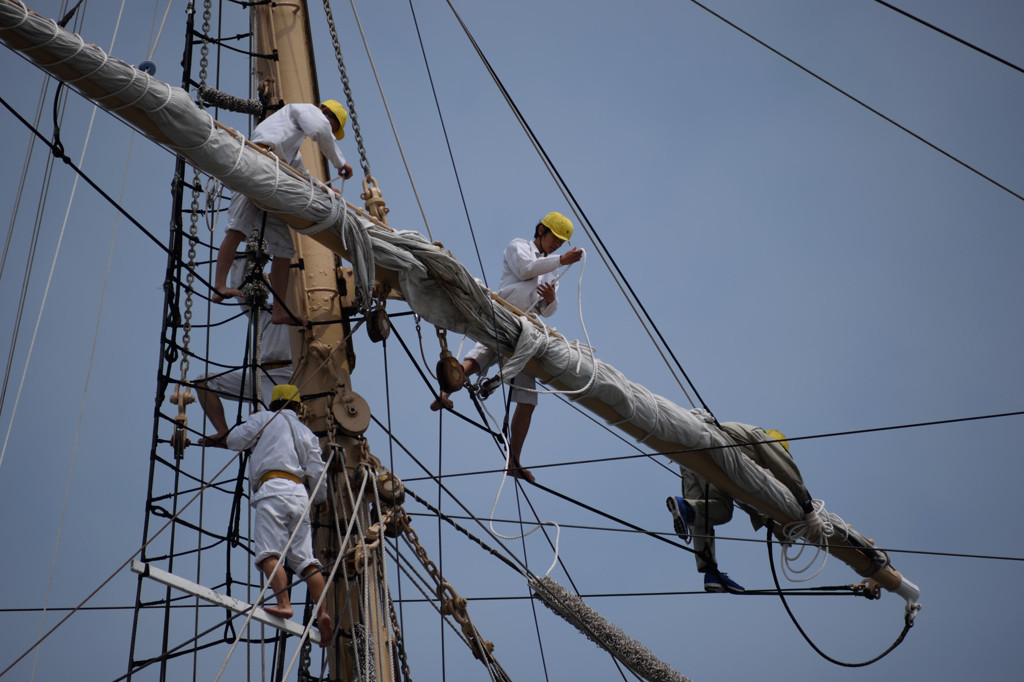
(321, 0), (371, 177)
(298, 635), (313, 681)
(179, 202), (195, 385)
(399, 510), (496, 664)
(180, 0), (209, 382)
(169, 0), (214, 458)
(198, 0), (210, 95)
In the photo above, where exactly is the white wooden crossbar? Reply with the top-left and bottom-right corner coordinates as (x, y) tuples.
(130, 560), (321, 644)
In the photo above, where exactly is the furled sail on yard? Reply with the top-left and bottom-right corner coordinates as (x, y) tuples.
(0, 0), (920, 616)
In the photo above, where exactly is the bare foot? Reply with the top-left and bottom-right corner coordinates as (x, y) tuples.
(507, 465), (536, 484)
(198, 432), (228, 448)
(212, 287), (243, 303)
(429, 393), (453, 411)
(316, 611), (333, 648)
(263, 603), (293, 619)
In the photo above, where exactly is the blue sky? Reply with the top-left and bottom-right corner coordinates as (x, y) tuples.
(1, 0), (1022, 680)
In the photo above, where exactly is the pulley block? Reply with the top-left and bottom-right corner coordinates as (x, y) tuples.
(366, 307), (391, 343)
(436, 352), (465, 394)
(330, 368), (371, 435)
(377, 471), (406, 506)
(332, 390), (371, 436)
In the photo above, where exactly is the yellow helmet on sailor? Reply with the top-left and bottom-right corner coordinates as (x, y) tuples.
(541, 211), (573, 241)
(320, 99), (348, 140)
(272, 384), (302, 405)
(765, 429), (789, 452)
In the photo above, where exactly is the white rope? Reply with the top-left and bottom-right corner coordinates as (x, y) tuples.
(479, 399), (562, 578)
(489, 250), (598, 400)
(281, 470), (359, 680)
(334, 454), (380, 679)
(370, 472), (399, 682)
(144, 0), (175, 62)
(297, 176), (347, 233)
(0, 68), (109, 473)
(778, 499), (846, 583)
(344, 0), (434, 241)
(36, 18), (85, 66)
(97, 62), (140, 101)
(28, 10), (131, 682)
(215, 445), (350, 681)
(0, 221), (357, 670)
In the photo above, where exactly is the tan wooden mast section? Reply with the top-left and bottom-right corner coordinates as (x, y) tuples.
(252, 3), (391, 678)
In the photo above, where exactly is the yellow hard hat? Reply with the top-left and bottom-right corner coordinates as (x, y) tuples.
(765, 429), (789, 452)
(320, 99), (348, 140)
(541, 211), (573, 241)
(272, 384), (302, 404)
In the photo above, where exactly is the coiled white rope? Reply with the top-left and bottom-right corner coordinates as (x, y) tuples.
(778, 499), (848, 582)
(485, 249), (599, 400)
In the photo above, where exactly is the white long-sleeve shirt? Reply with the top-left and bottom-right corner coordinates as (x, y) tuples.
(498, 238), (563, 317)
(251, 103), (347, 172)
(225, 409), (326, 505)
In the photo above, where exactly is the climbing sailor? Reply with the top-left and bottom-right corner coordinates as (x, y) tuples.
(220, 384), (333, 647)
(212, 100), (354, 324)
(194, 258), (293, 446)
(667, 416), (823, 592)
(430, 211), (583, 483)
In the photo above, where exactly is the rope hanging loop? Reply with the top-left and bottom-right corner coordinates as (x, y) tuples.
(360, 175), (389, 225)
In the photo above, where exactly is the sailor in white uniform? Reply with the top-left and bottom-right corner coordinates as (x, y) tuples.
(211, 101), (354, 324)
(430, 211), (583, 483)
(223, 384), (332, 647)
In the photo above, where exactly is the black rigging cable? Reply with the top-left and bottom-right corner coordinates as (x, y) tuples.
(406, 0), (490, 287)
(765, 524), (914, 666)
(443, 0), (716, 420)
(386, 312), (1024, 574)
(0, 94), (225, 296)
(683, 0), (1024, 203)
(871, 0), (1024, 75)
(410, 512), (1024, 564)
(402, 408), (1024, 480)
(12, 2), (1007, 675)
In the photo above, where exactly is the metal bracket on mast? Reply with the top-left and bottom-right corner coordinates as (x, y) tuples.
(130, 560), (322, 644)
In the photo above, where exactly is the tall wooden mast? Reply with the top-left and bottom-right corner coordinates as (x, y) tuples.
(251, 3), (391, 679)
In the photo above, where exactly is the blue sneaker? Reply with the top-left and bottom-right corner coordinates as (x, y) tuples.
(704, 570), (744, 593)
(666, 496), (694, 544)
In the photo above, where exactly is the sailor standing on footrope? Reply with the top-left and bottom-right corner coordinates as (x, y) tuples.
(430, 211), (583, 483)
(211, 100), (354, 325)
